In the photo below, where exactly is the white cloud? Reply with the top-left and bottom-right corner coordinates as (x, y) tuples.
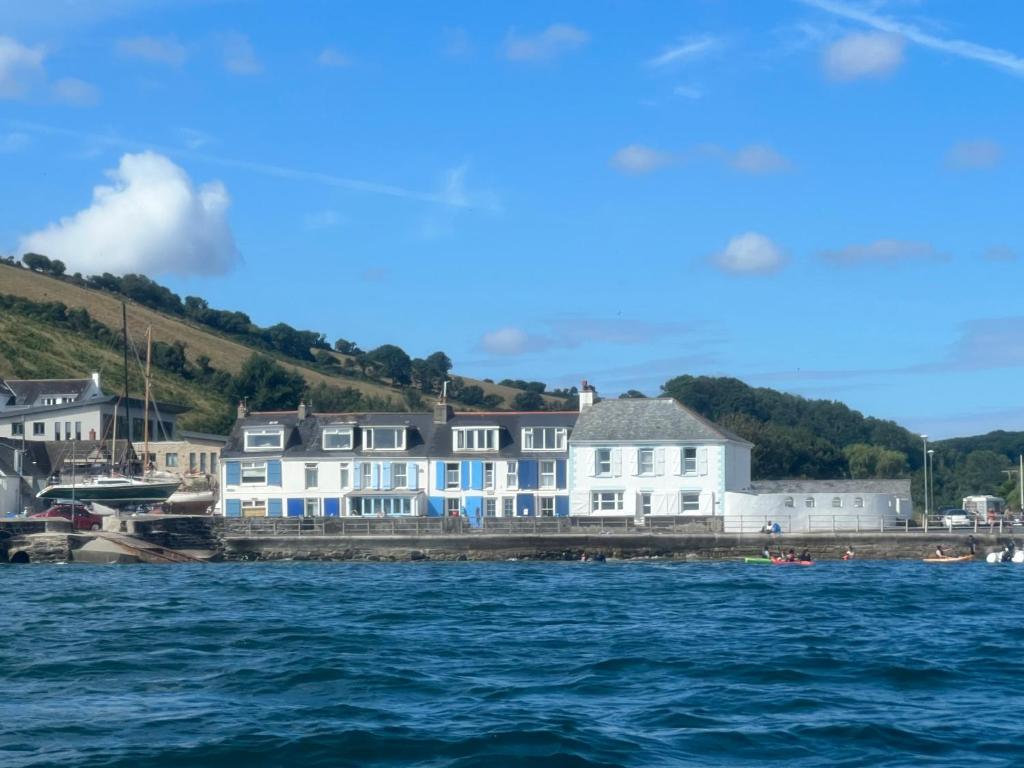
(223, 32), (262, 75)
(481, 327), (534, 356)
(647, 36), (719, 68)
(503, 24), (589, 62)
(609, 144), (675, 175)
(317, 47), (351, 67)
(945, 139), (1002, 170)
(0, 131), (31, 152)
(0, 35), (45, 98)
(819, 239), (947, 265)
(116, 35), (186, 66)
(19, 151), (239, 277)
(713, 232), (785, 274)
(730, 144), (791, 174)
(823, 31), (903, 80)
(51, 77), (99, 106)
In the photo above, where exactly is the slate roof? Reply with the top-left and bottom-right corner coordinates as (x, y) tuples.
(749, 479), (912, 495)
(570, 398), (751, 445)
(221, 409), (579, 460)
(3, 378), (94, 406)
(0, 395), (189, 419)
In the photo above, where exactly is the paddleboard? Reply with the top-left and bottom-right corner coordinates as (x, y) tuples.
(744, 557), (773, 564)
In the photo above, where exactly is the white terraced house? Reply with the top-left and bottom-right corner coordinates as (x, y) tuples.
(568, 388), (754, 520)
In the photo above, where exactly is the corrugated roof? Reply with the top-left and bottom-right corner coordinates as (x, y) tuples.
(749, 479), (912, 495)
(570, 398), (750, 444)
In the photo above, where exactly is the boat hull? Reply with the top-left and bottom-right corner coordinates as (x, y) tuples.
(37, 480), (181, 505)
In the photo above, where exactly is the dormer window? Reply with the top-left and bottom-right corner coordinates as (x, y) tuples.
(323, 427), (354, 450)
(453, 427), (499, 451)
(363, 426), (405, 451)
(522, 427), (567, 451)
(244, 426), (284, 451)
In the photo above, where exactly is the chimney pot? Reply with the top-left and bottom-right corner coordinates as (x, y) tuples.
(578, 380), (596, 411)
(297, 400), (308, 421)
(236, 399), (249, 419)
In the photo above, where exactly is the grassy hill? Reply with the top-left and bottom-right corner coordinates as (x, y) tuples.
(0, 262), (565, 432)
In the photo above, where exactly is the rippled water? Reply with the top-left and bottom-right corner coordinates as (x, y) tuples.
(3, 560), (1024, 767)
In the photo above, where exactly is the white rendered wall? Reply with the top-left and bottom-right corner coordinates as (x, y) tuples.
(723, 491), (911, 533)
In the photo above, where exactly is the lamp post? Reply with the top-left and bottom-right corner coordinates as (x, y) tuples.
(928, 449), (935, 515)
(921, 435), (929, 521)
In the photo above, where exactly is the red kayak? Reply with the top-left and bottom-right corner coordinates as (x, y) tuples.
(771, 558), (815, 566)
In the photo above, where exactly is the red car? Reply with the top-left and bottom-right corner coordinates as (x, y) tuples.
(31, 503), (105, 531)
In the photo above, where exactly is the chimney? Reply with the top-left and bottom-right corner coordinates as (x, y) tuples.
(237, 399), (249, 419)
(91, 371), (100, 389)
(579, 379), (596, 411)
(297, 400), (308, 422)
(434, 380), (453, 423)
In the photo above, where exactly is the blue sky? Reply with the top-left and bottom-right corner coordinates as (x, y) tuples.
(1, 0), (1023, 438)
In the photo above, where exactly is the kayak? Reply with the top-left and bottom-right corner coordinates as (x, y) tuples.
(772, 558), (814, 566)
(985, 551), (1024, 564)
(922, 555), (973, 563)
(744, 557), (773, 564)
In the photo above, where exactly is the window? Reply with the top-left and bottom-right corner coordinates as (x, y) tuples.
(854, 497), (864, 508)
(682, 447), (698, 475)
(591, 491), (623, 512)
(241, 499), (266, 517)
(189, 453), (197, 473)
(323, 427), (354, 450)
(453, 427), (499, 451)
(832, 496), (842, 508)
(305, 463), (319, 489)
(485, 499), (497, 517)
(200, 453), (208, 473)
(506, 461), (518, 488)
(33, 422), (45, 436)
(304, 498), (320, 517)
(166, 453), (178, 468)
(12, 422), (23, 436)
(361, 463), (372, 488)
(522, 427), (567, 451)
(241, 461), (267, 485)
(502, 497), (514, 517)
(483, 462), (494, 489)
(680, 492), (700, 513)
(65, 422), (71, 440)
(783, 496), (793, 508)
(446, 497), (461, 516)
(539, 497), (555, 517)
(339, 463), (351, 488)
(210, 453), (217, 472)
(74, 421), (81, 441)
(540, 460), (556, 489)
(363, 427), (405, 450)
(43, 397), (57, 406)
(393, 463), (408, 488)
(54, 422), (60, 440)
(351, 496), (413, 516)
(640, 492), (652, 516)
(595, 449), (612, 475)
(638, 449), (655, 475)
(244, 427), (284, 451)
(445, 462), (460, 489)
(805, 497), (815, 508)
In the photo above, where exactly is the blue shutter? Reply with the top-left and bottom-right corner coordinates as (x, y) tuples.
(268, 498), (282, 517)
(407, 463), (418, 490)
(556, 460), (567, 490)
(225, 498), (241, 517)
(555, 496), (569, 517)
(518, 460), (538, 490)
(516, 493), (533, 517)
(464, 496), (483, 528)
(353, 462), (362, 490)
(435, 462), (445, 490)
(460, 460), (470, 490)
(266, 460), (282, 486)
(427, 496), (444, 517)
(371, 463), (380, 490)
(324, 498), (340, 517)
(225, 461), (240, 485)
(470, 461), (483, 490)
(286, 498), (303, 517)
(382, 463), (392, 490)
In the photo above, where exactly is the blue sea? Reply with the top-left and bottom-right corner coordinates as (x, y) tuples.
(3, 560), (1024, 767)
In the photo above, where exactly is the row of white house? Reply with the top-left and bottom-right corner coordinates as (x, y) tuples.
(220, 385), (912, 532)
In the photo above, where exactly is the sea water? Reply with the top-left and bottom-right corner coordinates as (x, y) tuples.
(2, 561), (1024, 767)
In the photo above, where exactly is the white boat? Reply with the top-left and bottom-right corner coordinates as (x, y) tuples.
(985, 550), (1024, 564)
(38, 475), (180, 504)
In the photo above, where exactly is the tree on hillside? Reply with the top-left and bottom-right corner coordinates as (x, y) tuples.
(232, 354), (306, 411)
(619, 390), (647, 399)
(22, 253), (51, 272)
(306, 382), (365, 412)
(333, 338), (362, 355)
(49, 259), (66, 276)
(843, 443), (907, 478)
(366, 344), (412, 385)
(513, 391), (544, 410)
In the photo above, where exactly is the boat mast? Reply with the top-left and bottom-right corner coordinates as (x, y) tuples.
(143, 325), (152, 475)
(122, 303), (132, 475)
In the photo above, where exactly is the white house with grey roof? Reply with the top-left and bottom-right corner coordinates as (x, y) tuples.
(568, 390), (754, 520)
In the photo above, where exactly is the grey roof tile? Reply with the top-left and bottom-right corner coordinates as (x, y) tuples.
(570, 398), (750, 444)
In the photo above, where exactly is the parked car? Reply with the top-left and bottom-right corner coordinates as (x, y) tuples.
(938, 508), (973, 527)
(30, 503), (105, 531)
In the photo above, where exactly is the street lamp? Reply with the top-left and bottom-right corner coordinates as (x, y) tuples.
(921, 435), (929, 520)
(928, 449), (935, 515)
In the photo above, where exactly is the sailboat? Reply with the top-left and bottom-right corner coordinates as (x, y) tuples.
(37, 305), (181, 506)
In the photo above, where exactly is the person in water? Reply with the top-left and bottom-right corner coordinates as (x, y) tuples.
(761, 546), (771, 559)
(786, 548), (797, 562)
(842, 546), (855, 560)
(798, 549), (812, 562)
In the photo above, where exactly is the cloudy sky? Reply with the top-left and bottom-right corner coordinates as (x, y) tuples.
(1, 0), (1022, 438)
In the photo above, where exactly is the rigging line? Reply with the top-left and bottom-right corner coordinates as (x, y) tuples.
(127, 330), (172, 443)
